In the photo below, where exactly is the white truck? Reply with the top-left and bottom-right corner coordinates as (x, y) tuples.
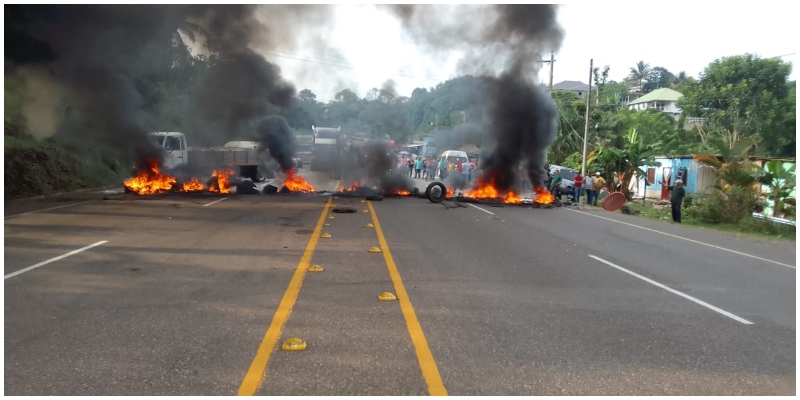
(149, 132), (273, 182)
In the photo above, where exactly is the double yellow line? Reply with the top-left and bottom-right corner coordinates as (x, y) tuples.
(238, 191), (447, 396)
(367, 201), (448, 396)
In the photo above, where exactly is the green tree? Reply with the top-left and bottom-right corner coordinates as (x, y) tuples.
(677, 54), (792, 152)
(643, 66), (676, 93)
(595, 127), (662, 199)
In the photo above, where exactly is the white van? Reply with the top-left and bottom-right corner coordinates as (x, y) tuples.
(440, 150), (469, 165)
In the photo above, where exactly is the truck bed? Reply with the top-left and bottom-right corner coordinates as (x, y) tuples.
(188, 147), (270, 168)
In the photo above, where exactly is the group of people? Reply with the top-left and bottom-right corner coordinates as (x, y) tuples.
(546, 169), (607, 206)
(545, 167), (687, 223)
(398, 155), (478, 182)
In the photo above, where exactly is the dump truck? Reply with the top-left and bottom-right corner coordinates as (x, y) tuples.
(310, 126), (345, 173)
(149, 132), (273, 182)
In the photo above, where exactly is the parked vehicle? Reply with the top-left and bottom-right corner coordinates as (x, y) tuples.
(149, 132), (273, 182)
(548, 165), (578, 198)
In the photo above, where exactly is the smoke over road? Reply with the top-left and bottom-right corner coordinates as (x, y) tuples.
(386, 5), (564, 191)
(256, 116), (296, 172)
(3, 5), (327, 170)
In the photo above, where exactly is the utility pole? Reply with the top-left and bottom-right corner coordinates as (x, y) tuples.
(540, 51), (555, 95)
(580, 59), (593, 210)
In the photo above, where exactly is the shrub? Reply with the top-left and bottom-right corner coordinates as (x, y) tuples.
(691, 186), (756, 224)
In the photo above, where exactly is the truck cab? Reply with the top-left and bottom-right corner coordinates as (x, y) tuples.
(150, 132), (188, 171)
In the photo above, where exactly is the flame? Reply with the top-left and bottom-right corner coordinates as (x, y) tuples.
(340, 181), (363, 193)
(209, 169), (235, 194)
(462, 175), (522, 204)
(124, 158), (176, 195)
(391, 190), (411, 196)
(181, 178), (205, 192)
(281, 169), (316, 193)
(533, 186), (555, 204)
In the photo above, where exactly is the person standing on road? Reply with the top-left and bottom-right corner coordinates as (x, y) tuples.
(592, 172), (606, 206)
(438, 158), (447, 180)
(414, 157), (423, 179)
(573, 172), (583, 202)
(584, 173), (595, 205)
(549, 170), (562, 196)
(668, 179), (686, 223)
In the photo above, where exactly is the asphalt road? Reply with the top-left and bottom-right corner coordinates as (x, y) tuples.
(4, 171), (796, 395)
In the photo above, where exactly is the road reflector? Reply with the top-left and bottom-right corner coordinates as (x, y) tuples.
(365, 223), (374, 228)
(362, 209), (369, 213)
(360, 199), (365, 203)
(321, 233), (332, 238)
(308, 265), (324, 272)
(333, 196), (339, 199)
(326, 215), (334, 220)
(282, 338), (307, 351)
(368, 246), (381, 253)
(378, 292), (397, 301)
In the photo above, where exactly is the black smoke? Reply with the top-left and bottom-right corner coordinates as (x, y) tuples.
(345, 139), (414, 193)
(4, 5), (304, 171)
(256, 116), (296, 172)
(387, 5), (564, 190)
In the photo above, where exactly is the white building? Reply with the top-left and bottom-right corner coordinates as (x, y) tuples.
(627, 88), (684, 117)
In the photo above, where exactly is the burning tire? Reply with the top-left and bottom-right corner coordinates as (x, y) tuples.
(426, 182), (447, 203)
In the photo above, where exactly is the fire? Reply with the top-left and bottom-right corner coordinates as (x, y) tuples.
(533, 186), (555, 204)
(340, 181), (363, 193)
(462, 175), (522, 204)
(391, 190), (411, 196)
(209, 169), (235, 194)
(281, 169), (316, 193)
(124, 159), (177, 195)
(181, 178), (205, 192)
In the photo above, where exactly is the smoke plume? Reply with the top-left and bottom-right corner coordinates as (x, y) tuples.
(3, 5), (321, 170)
(386, 5), (564, 190)
(256, 116), (296, 172)
(363, 139), (415, 193)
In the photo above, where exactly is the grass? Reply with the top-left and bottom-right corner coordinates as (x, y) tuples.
(621, 200), (796, 242)
(4, 124), (131, 200)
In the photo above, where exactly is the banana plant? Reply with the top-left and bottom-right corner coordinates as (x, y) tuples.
(757, 160), (796, 217)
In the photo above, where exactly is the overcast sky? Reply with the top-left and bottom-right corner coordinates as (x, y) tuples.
(261, 2), (796, 102)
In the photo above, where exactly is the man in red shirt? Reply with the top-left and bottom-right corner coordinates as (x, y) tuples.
(573, 172), (583, 202)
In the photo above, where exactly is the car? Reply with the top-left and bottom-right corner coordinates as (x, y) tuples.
(549, 165), (579, 199)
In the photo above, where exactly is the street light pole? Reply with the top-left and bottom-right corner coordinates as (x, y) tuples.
(580, 59), (593, 209)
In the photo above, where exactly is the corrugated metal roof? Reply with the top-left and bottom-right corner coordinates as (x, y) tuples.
(628, 88), (683, 105)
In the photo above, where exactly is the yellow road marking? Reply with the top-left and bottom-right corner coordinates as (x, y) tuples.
(367, 201), (448, 396)
(238, 180), (339, 396)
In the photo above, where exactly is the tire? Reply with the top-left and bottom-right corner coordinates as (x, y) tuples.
(426, 181), (447, 203)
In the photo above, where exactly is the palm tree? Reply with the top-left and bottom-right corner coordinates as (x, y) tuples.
(628, 61), (651, 93)
(694, 137), (759, 189)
